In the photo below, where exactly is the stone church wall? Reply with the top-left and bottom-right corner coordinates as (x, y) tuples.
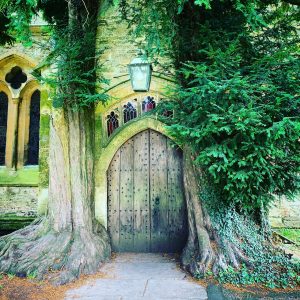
(269, 196), (300, 228)
(0, 186), (38, 232)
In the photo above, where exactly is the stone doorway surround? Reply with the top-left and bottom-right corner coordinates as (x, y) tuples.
(94, 118), (179, 229)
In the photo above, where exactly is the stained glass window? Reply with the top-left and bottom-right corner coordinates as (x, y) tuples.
(5, 66), (27, 89)
(123, 102), (137, 123)
(142, 96), (156, 113)
(107, 112), (119, 137)
(26, 90), (40, 165)
(0, 92), (8, 166)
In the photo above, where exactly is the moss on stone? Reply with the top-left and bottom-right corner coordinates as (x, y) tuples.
(0, 213), (35, 232)
(0, 167), (39, 186)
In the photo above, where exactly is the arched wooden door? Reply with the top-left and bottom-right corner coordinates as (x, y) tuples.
(107, 129), (188, 253)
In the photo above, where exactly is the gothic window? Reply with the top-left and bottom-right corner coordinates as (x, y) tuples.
(107, 112), (119, 137)
(0, 92), (8, 166)
(5, 66), (27, 89)
(26, 90), (40, 165)
(123, 102), (137, 123)
(142, 96), (156, 113)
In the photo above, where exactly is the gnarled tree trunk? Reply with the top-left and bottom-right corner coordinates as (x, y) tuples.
(181, 147), (251, 277)
(0, 0), (111, 285)
(0, 107), (110, 284)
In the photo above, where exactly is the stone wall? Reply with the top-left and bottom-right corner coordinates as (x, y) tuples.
(0, 29), (50, 231)
(0, 186), (38, 231)
(269, 196), (300, 228)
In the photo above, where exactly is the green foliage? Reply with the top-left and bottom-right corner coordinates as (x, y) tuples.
(7, 273), (15, 279)
(5, 0), (37, 46)
(212, 210), (300, 288)
(35, 26), (110, 109)
(27, 271), (37, 279)
(154, 0), (300, 212)
(190, 170), (300, 288)
(1, 0), (109, 109)
(0, 11), (14, 45)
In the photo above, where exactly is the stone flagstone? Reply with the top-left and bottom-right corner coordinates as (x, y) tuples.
(65, 253), (207, 300)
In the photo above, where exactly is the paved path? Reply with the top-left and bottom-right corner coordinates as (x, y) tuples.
(65, 253), (208, 300)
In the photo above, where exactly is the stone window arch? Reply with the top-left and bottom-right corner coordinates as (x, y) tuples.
(0, 55), (42, 169)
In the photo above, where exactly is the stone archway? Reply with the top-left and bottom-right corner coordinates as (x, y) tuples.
(107, 129), (188, 253)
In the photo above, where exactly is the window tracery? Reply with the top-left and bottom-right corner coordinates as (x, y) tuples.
(123, 101), (137, 123)
(103, 95), (160, 138)
(107, 111), (119, 137)
(5, 66), (27, 89)
(142, 96), (156, 113)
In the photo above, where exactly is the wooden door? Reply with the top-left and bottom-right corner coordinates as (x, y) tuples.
(107, 129), (187, 252)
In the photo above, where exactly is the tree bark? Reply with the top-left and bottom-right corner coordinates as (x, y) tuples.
(0, 0), (111, 285)
(0, 108), (110, 284)
(181, 147), (251, 277)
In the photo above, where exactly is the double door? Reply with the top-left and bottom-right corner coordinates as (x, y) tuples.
(107, 129), (187, 252)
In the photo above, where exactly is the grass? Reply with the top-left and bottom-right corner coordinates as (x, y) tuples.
(276, 228), (300, 245)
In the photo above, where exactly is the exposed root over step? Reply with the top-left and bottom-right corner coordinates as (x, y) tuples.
(0, 218), (111, 285)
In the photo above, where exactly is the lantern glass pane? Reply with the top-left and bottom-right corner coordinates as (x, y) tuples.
(130, 64), (150, 91)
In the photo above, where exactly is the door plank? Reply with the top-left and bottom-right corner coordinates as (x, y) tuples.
(149, 130), (169, 252)
(107, 149), (121, 251)
(133, 130), (150, 252)
(119, 139), (134, 251)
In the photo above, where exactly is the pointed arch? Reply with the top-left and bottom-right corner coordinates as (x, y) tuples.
(0, 52), (37, 69)
(94, 117), (179, 227)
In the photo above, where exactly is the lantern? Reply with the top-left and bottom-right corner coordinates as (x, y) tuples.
(128, 53), (152, 92)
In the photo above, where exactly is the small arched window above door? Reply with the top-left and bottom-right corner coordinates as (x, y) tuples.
(142, 96), (156, 113)
(0, 92), (8, 166)
(107, 111), (119, 137)
(123, 101), (137, 123)
(25, 90), (40, 165)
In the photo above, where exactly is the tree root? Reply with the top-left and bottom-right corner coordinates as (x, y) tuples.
(0, 218), (111, 285)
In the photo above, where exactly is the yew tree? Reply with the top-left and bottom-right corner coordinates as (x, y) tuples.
(0, 0), (111, 285)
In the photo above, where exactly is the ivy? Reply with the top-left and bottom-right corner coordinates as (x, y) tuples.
(211, 210), (300, 288)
